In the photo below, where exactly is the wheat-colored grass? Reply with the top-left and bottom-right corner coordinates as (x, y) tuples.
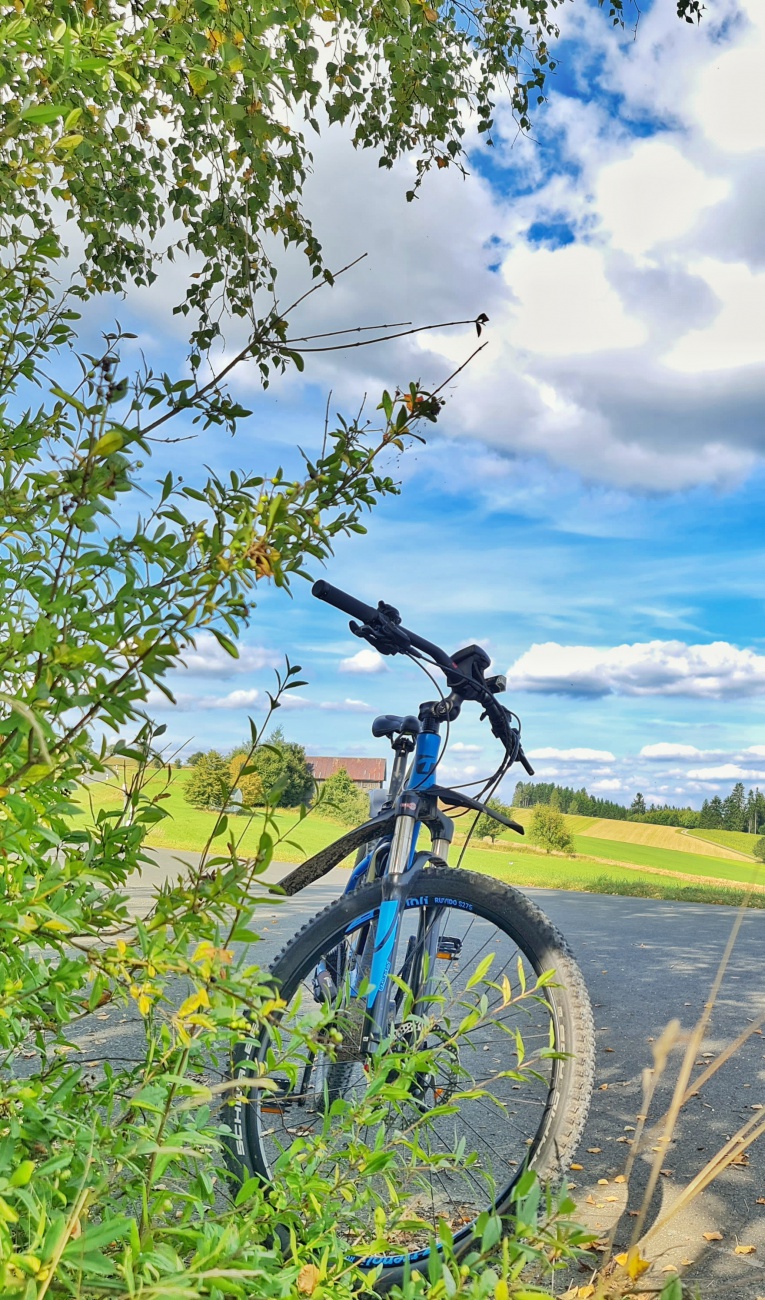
(581, 817), (751, 860)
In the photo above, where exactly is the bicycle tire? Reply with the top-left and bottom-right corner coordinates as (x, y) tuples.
(228, 867), (594, 1288)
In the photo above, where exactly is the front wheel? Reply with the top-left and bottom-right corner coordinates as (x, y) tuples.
(228, 867), (594, 1287)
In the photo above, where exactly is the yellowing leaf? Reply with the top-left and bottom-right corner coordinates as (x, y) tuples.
(93, 430), (123, 457)
(734, 1244), (756, 1255)
(297, 1264), (321, 1294)
(615, 1248), (651, 1280)
(495, 1281), (509, 1300)
(702, 1231), (723, 1241)
(178, 989), (210, 1018)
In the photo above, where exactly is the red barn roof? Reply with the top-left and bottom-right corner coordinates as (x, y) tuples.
(309, 757), (387, 782)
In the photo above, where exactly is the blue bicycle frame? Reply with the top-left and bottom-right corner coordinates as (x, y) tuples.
(332, 727), (449, 1050)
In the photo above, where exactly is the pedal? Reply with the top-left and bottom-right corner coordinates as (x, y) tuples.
(260, 1078), (291, 1114)
(436, 936), (462, 960)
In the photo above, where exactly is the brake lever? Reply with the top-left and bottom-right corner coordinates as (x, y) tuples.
(350, 611), (412, 657)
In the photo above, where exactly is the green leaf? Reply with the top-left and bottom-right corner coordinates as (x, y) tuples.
(21, 104), (67, 124)
(466, 952), (495, 989)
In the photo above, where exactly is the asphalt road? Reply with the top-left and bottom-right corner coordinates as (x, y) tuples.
(82, 850), (765, 1297)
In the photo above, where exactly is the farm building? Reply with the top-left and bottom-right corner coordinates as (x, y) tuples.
(308, 757), (387, 791)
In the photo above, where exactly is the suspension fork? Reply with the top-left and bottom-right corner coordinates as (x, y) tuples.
(362, 728), (442, 1050)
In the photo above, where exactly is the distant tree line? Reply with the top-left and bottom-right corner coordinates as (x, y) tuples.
(513, 779), (765, 834)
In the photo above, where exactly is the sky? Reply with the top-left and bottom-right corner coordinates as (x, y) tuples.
(94, 0), (765, 807)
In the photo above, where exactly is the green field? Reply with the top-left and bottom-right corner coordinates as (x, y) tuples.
(73, 774), (765, 908)
(687, 827), (760, 856)
(75, 774), (344, 863)
(571, 834), (765, 886)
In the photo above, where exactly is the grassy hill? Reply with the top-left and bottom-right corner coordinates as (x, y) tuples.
(687, 827), (760, 857)
(71, 774), (765, 907)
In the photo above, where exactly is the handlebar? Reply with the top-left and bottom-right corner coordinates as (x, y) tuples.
(311, 579), (535, 775)
(312, 579), (453, 669)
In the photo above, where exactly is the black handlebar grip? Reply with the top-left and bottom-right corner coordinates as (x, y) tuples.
(518, 748), (535, 776)
(312, 579), (453, 670)
(312, 580), (379, 626)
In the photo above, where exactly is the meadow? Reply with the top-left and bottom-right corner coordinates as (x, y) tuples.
(74, 769), (765, 908)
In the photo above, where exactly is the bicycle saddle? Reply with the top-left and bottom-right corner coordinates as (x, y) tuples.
(371, 714), (420, 739)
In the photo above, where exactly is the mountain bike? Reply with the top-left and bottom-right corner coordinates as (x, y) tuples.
(228, 581), (594, 1286)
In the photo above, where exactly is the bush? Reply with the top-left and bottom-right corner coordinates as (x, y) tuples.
(754, 837), (765, 862)
(319, 767), (369, 826)
(252, 727), (314, 807)
(529, 805), (575, 855)
(183, 750), (231, 809)
(475, 797), (511, 842)
(230, 751), (265, 807)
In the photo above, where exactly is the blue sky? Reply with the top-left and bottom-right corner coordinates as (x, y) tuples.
(98, 0), (765, 807)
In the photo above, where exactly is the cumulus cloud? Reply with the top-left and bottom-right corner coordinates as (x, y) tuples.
(282, 0), (765, 492)
(506, 640), (765, 699)
(640, 743), (717, 760)
(147, 688), (372, 713)
(179, 634), (281, 677)
(527, 746), (615, 762)
(339, 648), (387, 674)
(687, 764), (765, 781)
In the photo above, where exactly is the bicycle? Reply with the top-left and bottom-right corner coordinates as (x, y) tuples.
(228, 581), (595, 1286)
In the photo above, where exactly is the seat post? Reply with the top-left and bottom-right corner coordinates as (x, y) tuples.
(388, 735), (415, 803)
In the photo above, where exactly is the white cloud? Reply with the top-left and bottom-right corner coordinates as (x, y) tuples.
(319, 698), (374, 713)
(146, 688), (371, 713)
(206, 688), (261, 710)
(687, 764), (765, 781)
(591, 778), (623, 792)
(666, 259), (765, 373)
(502, 243), (646, 354)
(506, 640), (765, 699)
(527, 746), (615, 762)
(339, 648), (387, 674)
(595, 141), (728, 259)
(450, 742), (483, 754)
(180, 634), (281, 677)
(640, 743), (715, 760)
(691, 0), (765, 154)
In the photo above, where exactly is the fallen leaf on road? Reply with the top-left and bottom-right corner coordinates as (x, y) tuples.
(614, 1175), (627, 1183)
(599, 1083), (609, 1091)
(702, 1232), (723, 1242)
(734, 1245), (756, 1255)
(570, 1163), (583, 1171)
(756, 1198), (765, 1205)
(597, 1179), (609, 1186)
(732, 1152), (750, 1166)
(614, 1249), (651, 1280)
(587, 1147), (601, 1153)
